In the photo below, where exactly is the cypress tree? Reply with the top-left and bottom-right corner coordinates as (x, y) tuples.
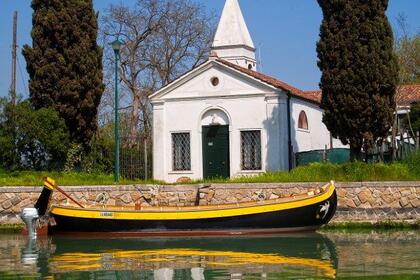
(23, 0), (104, 146)
(317, 0), (399, 160)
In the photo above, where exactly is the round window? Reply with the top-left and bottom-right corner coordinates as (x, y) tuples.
(211, 77), (219, 87)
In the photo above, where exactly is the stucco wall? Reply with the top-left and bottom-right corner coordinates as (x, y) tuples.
(1, 182), (418, 224)
(152, 63), (290, 183)
(290, 97), (347, 153)
(156, 97), (271, 182)
(151, 61), (352, 183)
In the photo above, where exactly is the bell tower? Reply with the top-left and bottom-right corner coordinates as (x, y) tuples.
(212, 0), (257, 71)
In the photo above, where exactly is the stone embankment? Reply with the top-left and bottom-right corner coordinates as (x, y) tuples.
(0, 181), (418, 224)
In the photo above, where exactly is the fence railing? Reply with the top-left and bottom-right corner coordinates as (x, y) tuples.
(119, 136), (152, 180)
(295, 132), (419, 166)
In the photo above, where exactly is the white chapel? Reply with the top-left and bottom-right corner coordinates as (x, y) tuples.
(150, 0), (344, 183)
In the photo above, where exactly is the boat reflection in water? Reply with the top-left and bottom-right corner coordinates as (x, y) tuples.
(22, 234), (338, 279)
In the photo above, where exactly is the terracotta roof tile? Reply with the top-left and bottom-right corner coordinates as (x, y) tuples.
(396, 84), (420, 106)
(217, 59), (420, 107)
(300, 90), (322, 103)
(216, 59), (320, 103)
(302, 85), (420, 107)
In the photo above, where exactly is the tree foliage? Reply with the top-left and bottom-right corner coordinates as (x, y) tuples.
(0, 98), (70, 170)
(394, 15), (420, 84)
(23, 0), (104, 146)
(317, 0), (399, 160)
(396, 35), (420, 84)
(410, 103), (420, 134)
(100, 0), (215, 143)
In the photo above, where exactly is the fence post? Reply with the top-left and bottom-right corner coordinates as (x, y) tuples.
(329, 133), (333, 150)
(144, 137), (148, 181)
(380, 142), (384, 162)
(400, 133), (404, 159)
(323, 145), (328, 162)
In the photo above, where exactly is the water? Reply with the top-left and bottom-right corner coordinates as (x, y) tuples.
(0, 231), (418, 279)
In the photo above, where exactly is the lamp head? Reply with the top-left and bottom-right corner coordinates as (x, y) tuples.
(111, 39), (124, 53)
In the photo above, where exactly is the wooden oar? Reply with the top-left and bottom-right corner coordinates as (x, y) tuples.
(44, 177), (85, 208)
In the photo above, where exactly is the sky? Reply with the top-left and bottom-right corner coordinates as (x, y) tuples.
(0, 0), (419, 99)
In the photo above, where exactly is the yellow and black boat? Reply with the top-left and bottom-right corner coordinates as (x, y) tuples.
(23, 178), (337, 236)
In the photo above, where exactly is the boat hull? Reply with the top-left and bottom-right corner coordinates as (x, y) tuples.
(49, 190), (337, 235)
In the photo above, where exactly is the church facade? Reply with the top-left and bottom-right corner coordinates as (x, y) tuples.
(150, 0), (345, 183)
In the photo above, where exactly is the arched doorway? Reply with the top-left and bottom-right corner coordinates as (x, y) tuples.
(201, 109), (230, 179)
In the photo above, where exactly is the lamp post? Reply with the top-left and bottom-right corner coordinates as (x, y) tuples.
(111, 39), (123, 183)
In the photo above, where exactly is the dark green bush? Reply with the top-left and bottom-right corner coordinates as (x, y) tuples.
(0, 99), (70, 170)
(63, 132), (114, 174)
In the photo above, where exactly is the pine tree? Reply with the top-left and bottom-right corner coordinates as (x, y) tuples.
(317, 0), (399, 160)
(23, 0), (104, 146)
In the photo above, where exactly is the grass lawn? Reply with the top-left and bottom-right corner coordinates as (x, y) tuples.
(1, 155), (419, 186)
(0, 169), (159, 186)
(197, 161), (419, 184)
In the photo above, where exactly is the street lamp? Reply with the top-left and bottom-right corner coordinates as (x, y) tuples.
(111, 38), (123, 183)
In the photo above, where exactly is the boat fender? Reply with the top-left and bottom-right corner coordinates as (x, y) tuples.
(254, 190), (266, 201)
(135, 202), (142, 210)
(150, 186), (159, 197)
(96, 192), (109, 205)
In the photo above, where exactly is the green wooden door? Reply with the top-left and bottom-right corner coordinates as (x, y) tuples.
(202, 125), (230, 179)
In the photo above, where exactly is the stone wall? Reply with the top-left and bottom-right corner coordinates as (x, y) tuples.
(0, 182), (418, 224)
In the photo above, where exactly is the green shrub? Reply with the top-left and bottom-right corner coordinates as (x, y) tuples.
(63, 134), (114, 174)
(85, 134), (114, 174)
(0, 99), (70, 170)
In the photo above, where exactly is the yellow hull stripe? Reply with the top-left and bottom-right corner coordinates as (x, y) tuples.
(50, 185), (335, 221)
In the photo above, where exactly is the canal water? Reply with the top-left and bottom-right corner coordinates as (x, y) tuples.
(0, 231), (418, 279)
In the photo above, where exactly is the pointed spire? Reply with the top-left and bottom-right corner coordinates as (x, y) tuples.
(212, 0), (254, 49)
(212, 0), (257, 70)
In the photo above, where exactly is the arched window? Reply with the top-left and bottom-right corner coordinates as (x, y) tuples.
(298, 111), (309, 130)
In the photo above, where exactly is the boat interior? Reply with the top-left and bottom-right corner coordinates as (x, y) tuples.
(51, 182), (334, 213)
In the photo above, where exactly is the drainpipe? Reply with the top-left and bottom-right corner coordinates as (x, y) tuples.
(287, 93), (292, 171)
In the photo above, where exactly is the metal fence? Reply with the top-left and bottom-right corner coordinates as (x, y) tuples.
(119, 136), (152, 180)
(368, 133), (419, 163)
(296, 148), (350, 167)
(295, 132), (419, 166)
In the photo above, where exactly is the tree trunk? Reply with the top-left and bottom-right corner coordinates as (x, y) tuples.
(379, 141), (384, 162)
(391, 108), (398, 161)
(350, 142), (362, 162)
(129, 94), (140, 147)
